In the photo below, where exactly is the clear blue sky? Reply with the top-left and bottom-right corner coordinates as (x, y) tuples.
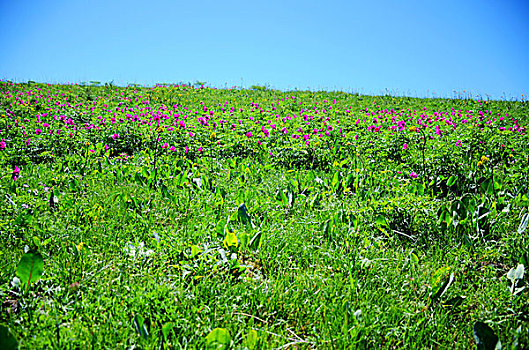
(1, 0), (528, 100)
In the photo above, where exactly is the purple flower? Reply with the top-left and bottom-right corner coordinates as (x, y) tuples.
(410, 172), (418, 179)
(36, 129), (42, 135)
(111, 133), (119, 140)
(0, 140), (5, 149)
(403, 143), (407, 150)
(13, 166), (20, 176)
(246, 132), (252, 138)
(185, 146), (189, 154)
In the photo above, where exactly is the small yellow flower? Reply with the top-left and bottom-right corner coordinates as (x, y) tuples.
(409, 126), (417, 132)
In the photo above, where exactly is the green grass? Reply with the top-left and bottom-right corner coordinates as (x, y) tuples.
(0, 81), (528, 348)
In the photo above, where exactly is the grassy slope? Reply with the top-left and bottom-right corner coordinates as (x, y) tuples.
(0, 82), (528, 348)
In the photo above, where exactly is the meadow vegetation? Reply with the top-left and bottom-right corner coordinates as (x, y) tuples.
(0, 81), (528, 348)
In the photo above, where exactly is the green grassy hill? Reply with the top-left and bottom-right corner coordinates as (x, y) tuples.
(1, 81), (528, 348)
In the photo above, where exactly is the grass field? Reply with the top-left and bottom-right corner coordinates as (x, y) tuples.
(0, 81), (528, 349)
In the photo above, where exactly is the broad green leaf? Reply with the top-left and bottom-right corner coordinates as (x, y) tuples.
(474, 321), (502, 350)
(216, 218), (227, 238)
(249, 230), (262, 251)
(16, 251), (44, 293)
(191, 244), (201, 257)
(280, 190), (288, 208)
(375, 215), (388, 227)
(162, 322), (174, 339)
(223, 231), (238, 249)
(507, 264), (525, 281)
(237, 203), (254, 228)
(239, 230), (248, 249)
(244, 329), (260, 350)
(447, 175), (457, 186)
(0, 325), (18, 350)
(205, 328), (231, 349)
(331, 171), (341, 191)
(507, 264), (525, 295)
(133, 314), (149, 340)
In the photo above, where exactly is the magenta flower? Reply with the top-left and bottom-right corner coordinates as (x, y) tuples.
(403, 143), (407, 150)
(0, 139), (5, 149)
(162, 142), (168, 149)
(198, 147), (203, 152)
(13, 166), (20, 176)
(410, 172), (418, 179)
(246, 132), (252, 138)
(36, 129), (42, 135)
(185, 146), (189, 154)
(111, 133), (119, 140)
